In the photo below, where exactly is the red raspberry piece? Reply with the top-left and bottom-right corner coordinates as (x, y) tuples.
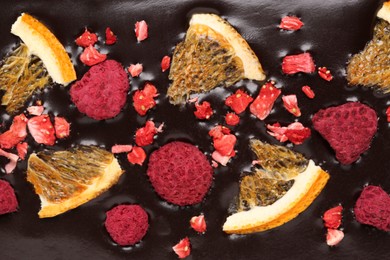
(172, 237), (191, 259)
(282, 53), (315, 74)
(127, 146), (146, 166)
(135, 121), (158, 147)
(318, 67), (333, 81)
(0, 179), (18, 214)
(27, 114), (56, 146)
(161, 55), (171, 72)
(225, 112), (240, 126)
(194, 101), (213, 120)
(135, 20), (148, 42)
(282, 95), (301, 117)
(302, 85), (315, 99)
(133, 83), (158, 116)
(105, 27), (117, 45)
(225, 89), (253, 114)
(75, 29), (98, 48)
(386, 106), (390, 122)
(279, 16), (304, 31)
(250, 81), (281, 120)
(190, 214), (207, 233)
(322, 205), (343, 229)
(79, 45), (107, 66)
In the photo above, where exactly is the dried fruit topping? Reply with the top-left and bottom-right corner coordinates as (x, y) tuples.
(323, 205), (343, 229)
(128, 63), (143, 77)
(75, 28), (98, 48)
(135, 121), (158, 147)
(250, 81), (281, 120)
(225, 89), (253, 114)
(267, 122), (311, 145)
(282, 95), (301, 117)
(209, 125), (231, 140)
(111, 145), (133, 154)
(0, 148), (19, 174)
(386, 106), (390, 122)
(79, 45), (107, 66)
(27, 114), (56, 146)
(194, 101), (213, 120)
(209, 125), (236, 166)
(161, 55), (171, 72)
(190, 214), (207, 233)
(279, 16), (304, 31)
(133, 83), (158, 116)
(135, 20), (148, 42)
(282, 53), (315, 74)
(27, 105), (44, 116)
(302, 85), (315, 99)
(16, 142), (28, 160)
(0, 179), (18, 214)
(105, 27), (117, 45)
(54, 117), (70, 139)
(127, 146), (146, 166)
(225, 112), (240, 126)
(326, 229), (344, 247)
(172, 237), (191, 259)
(318, 67), (333, 81)
(0, 114), (28, 149)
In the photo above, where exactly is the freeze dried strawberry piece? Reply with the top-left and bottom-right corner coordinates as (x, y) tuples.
(127, 146), (146, 166)
(302, 85), (315, 99)
(267, 122), (311, 145)
(225, 89), (253, 114)
(323, 205), (343, 229)
(190, 214), (207, 233)
(225, 112), (239, 126)
(194, 101), (213, 120)
(75, 28), (98, 48)
(279, 16), (304, 31)
(282, 95), (301, 117)
(135, 20), (148, 42)
(105, 27), (117, 45)
(133, 83), (158, 116)
(0, 148), (19, 174)
(318, 67), (333, 81)
(0, 114), (28, 149)
(128, 63), (143, 77)
(54, 117), (70, 139)
(111, 144), (133, 154)
(27, 105), (44, 116)
(386, 106), (390, 122)
(250, 81), (281, 120)
(80, 45), (107, 66)
(16, 142), (28, 160)
(209, 125), (231, 140)
(326, 229), (344, 246)
(211, 151), (230, 166)
(312, 102), (377, 164)
(161, 55), (171, 72)
(209, 125), (236, 158)
(172, 237), (191, 259)
(282, 53), (315, 74)
(135, 121), (159, 147)
(27, 115), (56, 146)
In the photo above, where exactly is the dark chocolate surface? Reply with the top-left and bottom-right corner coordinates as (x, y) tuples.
(1, 0), (390, 259)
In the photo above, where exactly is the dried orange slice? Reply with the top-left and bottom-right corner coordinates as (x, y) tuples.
(168, 14), (265, 104)
(27, 146), (123, 218)
(223, 140), (329, 234)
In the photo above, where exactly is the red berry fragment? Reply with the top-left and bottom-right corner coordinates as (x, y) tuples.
(16, 142), (28, 160)
(111, 145), (133, 154)
(27, 105), (44, 116)
(0, 114), (28, 149)
(282, 95), (301, 117)
(135, 121), (158, 147)
(54, 117), (70, 139)
(209, 125), (236, 166)
(302, 85), (315, 99)
(0, 179), (18, 214)
(282, 53), (315, 74)
(133, 83), (158, 116)
(27, 115), (56, 146)
(128, 63), (143, 77)
(80, 45), (107, 66)
(250, 81), (281, 120)
(225, 89), (253, 114)
(0, 148), (19, 174)
(279, 16), (304, 31)
(326, 229), (344, 247)
(386, 106), (390, 122)
(267, 122), (311, 145)
(127, 146), (146, 166)
(190, 214), (207, 233)
(323, 205), (343, 229)
(135, 20), (148, 42)
(194, 101), (213, 120)
(105, 27), (117, 45)
(318, 67), (333, 81)
(75, 29), (98, 48)
(161, 55), (171, 72)
(225, 112), (240, 126)
(172, 237), (191, 259)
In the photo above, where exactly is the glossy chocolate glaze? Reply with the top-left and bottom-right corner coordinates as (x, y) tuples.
(1, 0), (390, 259)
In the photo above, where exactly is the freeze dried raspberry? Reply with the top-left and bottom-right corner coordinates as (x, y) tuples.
(302, 85), (315, 99)
(172, 237), (191, 259)
(326, 229), (344, 247)
(161, 55), (171, 72)
(282, 53), (315, 74)
(279, 16), (304, 31)
(27, 115), (56, 146)
(16, 142), (28, 160)
(282, 95), (301, 117)
(127, 146), (146, 166)
(225, 89), (253, 114)
(250, 81), (281, 120)
(0, 149), (19, 174)
(133, 83), (158, 116)
(323, 205), (343, 229)
(80, 45), (107, 66)
(128, 63), (143, 77)
(0, 179), (18, 214)
(135, 121), (158, 147)
(54, 117), (70, 139)
(318, 67), (333, 81)
(135, 20), (148, 42)
(105, 27), (117, 45)
(266, 122), (311, 145)
(75, 29), (98, 48)
(225, 112), (239, 126)
(194, 101), (213, 120)
(0, 114), (28, 149)
(190, 214), (207, 233)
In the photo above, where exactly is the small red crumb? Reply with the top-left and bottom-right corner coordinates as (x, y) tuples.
(16, 142), (28, 160)
(190, 214), (207, 233)
(386, 106), (390, 122)
(0, 179), (18, 214)
(318, 67), (333, 81)
(128, 63), (143, 77)
(326, 229), (344, 246)
(282, 53), (315, 74)
(211, 160), (218, 168)
(225, 89), (253, 114)
(323, 205), (343, 229)
(0, 148), (19, 174)
(282, 95), (301, 117)
(135, 121), (158, 147)
(172, 237), (191, 259)
(161, 55), (171, 72)
(54, 117), (70, 139)
(209, 125), (231, 140)
(279, 16), (304, 31)
(135, 20), (148, 42)
(211, 151), (230, 166)
(133, 83), (158, 116)
(80, 45), (107, 66)
(27, 115), (56, 146)
(225, 112), (240, 126)
(127, 146), (146, 165)
(266, 122), (311, 145)
(302, 85), (315, 99)
(27, 105), (44, 116)
(111, 145), (133, 154)
(105, 27), (117, 45)
(194, 101), (213, 120)
(75, 28), (98, 48)
(250, 81), (281, 120)
(0, 114), (28, 149)
(188, 96), (199, 103)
